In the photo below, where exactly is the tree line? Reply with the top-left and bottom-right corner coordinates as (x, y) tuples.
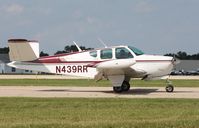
(0, 45), (93, 57)
(0, 46), (198, 60)
(54, 45), (93, 55)
(164, 51), (199, 60)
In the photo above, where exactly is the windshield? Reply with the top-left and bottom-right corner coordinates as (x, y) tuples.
(128, 46), (144, 56)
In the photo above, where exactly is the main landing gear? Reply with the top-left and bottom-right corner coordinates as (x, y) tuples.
(165, 79), (174, 92)
(113, 81), (130, 93)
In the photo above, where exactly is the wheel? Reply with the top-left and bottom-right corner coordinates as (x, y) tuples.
(122, 81), (130, 91)
(165, 85), (174, 92)
(113, 86), (123, 93)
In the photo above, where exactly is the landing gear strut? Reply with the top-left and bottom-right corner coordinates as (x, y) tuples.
(165, 79), (174, 92)
(113, 81), (130, 93)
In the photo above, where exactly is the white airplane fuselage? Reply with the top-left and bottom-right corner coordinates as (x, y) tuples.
(8, 45), (174, 80)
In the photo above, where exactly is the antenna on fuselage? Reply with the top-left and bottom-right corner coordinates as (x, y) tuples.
(97, 38), (107, 48)
(73, 41), (82, 52)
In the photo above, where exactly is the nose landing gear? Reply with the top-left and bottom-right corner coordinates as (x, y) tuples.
(165, 79), (174, 92)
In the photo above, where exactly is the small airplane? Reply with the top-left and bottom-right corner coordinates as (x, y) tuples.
(7, 39), (180, 93)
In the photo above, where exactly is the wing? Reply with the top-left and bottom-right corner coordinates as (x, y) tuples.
(91, 59), (138, 86)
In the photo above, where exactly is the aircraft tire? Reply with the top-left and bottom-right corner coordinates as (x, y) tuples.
(165, 85), (174, 92)
(113, 86), (123, 93)
(122, 81), (130, 91)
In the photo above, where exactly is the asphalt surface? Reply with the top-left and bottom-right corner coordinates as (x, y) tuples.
(0, 75), (199, 80)
(0, 86), (199, 98)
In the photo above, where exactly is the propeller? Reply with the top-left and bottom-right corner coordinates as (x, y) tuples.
(172, 55), (180, 65)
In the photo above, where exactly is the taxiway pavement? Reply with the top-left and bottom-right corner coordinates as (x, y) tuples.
(0, 75), (198, 80)
(0, 86), (199, 99)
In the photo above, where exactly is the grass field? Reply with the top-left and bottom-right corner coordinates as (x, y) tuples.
(0, 98), (199, 128)
(0, 79), (198, 87)
(0, 79), (198, 128)
(0, 98), (198, 128)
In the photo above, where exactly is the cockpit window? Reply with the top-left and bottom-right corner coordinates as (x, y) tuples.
(128, 46), (144, 56)
(100, 49), (112, 59)
(89, 51), (97, 58)
(115, 47), (133, 59)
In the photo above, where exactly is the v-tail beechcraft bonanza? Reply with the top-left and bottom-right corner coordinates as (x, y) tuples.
(7, 39), (180, 93)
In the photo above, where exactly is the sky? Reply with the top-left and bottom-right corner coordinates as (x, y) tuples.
(0, 0), (199, 55)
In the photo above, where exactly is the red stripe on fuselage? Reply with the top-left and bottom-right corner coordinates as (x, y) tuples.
(29, 57), (171, 64)
(30, 58), (103, 64)
(31, 58), (62, 63)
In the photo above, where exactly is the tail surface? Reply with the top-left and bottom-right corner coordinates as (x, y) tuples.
(8, 39), (39, 61)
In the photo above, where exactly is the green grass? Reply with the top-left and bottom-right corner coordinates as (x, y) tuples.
(0, 79), (198, 87)
(0, 98), (198, 128)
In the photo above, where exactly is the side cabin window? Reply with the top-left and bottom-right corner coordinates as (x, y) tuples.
(100, 49), (112, 59)
(89, 51), (97, 58)
(115, 47), (134, 59)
